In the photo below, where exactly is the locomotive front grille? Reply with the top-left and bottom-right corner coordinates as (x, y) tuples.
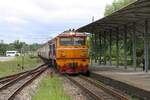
(69, 62), (78, 68)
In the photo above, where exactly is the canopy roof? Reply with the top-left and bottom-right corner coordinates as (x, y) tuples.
(77, 0), (150, 34)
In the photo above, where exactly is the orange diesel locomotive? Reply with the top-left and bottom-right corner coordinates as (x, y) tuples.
(38, 31), (89, 74)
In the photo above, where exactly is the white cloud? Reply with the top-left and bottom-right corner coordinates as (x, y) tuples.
(0, 0), (114, 21)
(4, 17), (28, 25)
(0, 0), (114, 43)
(0, 32), (52, 44)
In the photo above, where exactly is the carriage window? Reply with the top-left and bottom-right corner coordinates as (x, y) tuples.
(60, 37), (73, 46)
(74, 37), (85, 46)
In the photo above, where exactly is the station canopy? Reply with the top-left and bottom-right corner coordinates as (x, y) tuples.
(77, 0), (150, 34)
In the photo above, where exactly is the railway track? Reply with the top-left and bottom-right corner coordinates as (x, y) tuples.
(0, 63), (49, 100)
(0, 64), (46, 84)
(66, 75), (130, 100)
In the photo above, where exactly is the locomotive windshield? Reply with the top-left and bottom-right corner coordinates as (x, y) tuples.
(74, 37), (85, 46)
(60, 37), (73, 46)
(60, 37), (85, 46)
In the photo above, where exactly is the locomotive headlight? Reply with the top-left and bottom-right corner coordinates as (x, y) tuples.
(60, 51), (66, 57)
(80, 51), (87, 57)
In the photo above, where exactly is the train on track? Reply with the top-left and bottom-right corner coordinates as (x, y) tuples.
(37, 30), (89, 74)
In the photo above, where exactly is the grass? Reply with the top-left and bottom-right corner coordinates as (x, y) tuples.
(0, 55), (41, 77)
(32, 75), (70, 100)
(131, 96), (139, 100)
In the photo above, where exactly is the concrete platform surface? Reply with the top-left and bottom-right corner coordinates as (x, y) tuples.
(0, 57), (15, 62)
(90, 65), (150, 92)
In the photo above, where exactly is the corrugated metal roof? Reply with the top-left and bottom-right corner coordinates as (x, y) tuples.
(77, 0), (150, 34)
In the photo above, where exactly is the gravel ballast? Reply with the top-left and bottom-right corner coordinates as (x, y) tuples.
(63, 77), (88, 100)
(14, 69), (51, 100)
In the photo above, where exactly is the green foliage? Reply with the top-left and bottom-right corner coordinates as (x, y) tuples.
(0, 40), (41, 56)
(104, 0), (137, 16)
(13, 40), (26, 52)
(32, 75), (70, 100)
(89, 33), (146, 67)
(29, 43), (41, 51)
(0, 44), (8, 55)
(88, 34), (95, 59)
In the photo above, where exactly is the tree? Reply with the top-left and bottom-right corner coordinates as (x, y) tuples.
(29, 43), (41, 51)
(0, 40), (42, 56)
(0, 43), (7, 55)
(104, 0), (137, 16)
(13, 40), (26, 53)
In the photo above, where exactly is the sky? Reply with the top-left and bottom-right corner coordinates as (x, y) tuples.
(0, 0), (114, 44)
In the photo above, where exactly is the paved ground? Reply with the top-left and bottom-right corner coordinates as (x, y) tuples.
(90, 63), (150, 92)
(90, 61), (143, 71)
(0, 56), (15, 62)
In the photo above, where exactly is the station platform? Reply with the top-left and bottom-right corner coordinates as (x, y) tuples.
(90, 64), (150, 99)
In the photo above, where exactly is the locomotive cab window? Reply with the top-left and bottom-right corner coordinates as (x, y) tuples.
(60, 37), (85, 46)
(60, 37), (73, 46)
(74, 37), (85, 46)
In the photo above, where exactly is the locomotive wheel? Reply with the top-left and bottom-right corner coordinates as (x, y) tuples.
(82, 70), (90, 76)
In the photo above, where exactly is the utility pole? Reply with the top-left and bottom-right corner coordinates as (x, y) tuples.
(21, 45), (25, 70)
(92, 16), (94, 22)
(0, 40), (4, 44)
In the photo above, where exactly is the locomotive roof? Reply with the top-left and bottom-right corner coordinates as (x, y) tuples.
(58, 31), (87, 37)
(37, 31), (88, 50)
(47, 31), (87, 44)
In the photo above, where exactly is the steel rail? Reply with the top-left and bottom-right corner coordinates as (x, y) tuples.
(79, 75), (130, 100)
(8, 67), (49, 100)
(0, 64), (47, 91)
(0, 63), (46, 84)
(66, 75), (104, 100)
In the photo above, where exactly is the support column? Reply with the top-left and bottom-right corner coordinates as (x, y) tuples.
(99, 33), (102, 64)
(94, 33), (97, 63)
(89, 33), (94, 65)
(104, 31), (107, 65)
(116, 28), (119, 68)
(109, 30), (112, 66)
(144, 20), (149, 72)
(91, 33), (94, 65)
(132, 23), (137, 71)
(124, 25), (128, 69)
